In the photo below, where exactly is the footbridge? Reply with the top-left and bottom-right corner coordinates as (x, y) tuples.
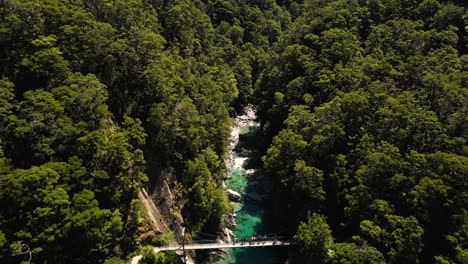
(131, 237), (296, 263)
(154, 239), (295, 252)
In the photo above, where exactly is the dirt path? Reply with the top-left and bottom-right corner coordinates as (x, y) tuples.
(138, 188), (168, 234)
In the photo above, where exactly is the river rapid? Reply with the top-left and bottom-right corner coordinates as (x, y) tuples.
(209, 106), (288, 264)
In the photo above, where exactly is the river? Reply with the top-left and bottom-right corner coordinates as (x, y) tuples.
(210, 106), (288, 264)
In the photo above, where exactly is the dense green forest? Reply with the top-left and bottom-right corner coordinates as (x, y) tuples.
(0, 0), (286, 263)
(259, 0), (467, 263)
(0, 0), (466, 263)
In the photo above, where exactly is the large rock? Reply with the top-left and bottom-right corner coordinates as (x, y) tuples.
(227, 189), (242, 202)
(245, 169), (256, 176)
(222, 227), (235, 243)
(224, 212), (237, 228)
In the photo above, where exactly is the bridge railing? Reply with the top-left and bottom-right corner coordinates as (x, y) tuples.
(190, 239), (219, 244)
(156, 235), (292, 247)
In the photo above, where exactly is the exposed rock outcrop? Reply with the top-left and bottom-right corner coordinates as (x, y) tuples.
(135, 151), (193, 263)
(224, 212), (237, 229)
(227, 189), (242, 202)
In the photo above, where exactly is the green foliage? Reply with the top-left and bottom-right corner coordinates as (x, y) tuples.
(0, 78), (15, 129)
(139, 246), (175, 264)
(103, 257), (126, 264)
(0, 0), (242, 261)
(0, 0), (466, 263)
(294, 212), (334, 263)
(139, 246), (158, 264)
(51, 72), (109, 128)
(152, 232), (175, 247)
(0, 160), (126, 262)
(259, 0), (467, 263)
(184, 149), (229, 234)
(1, 0), (281, 260)
(360, 215), (424, 263)
(330, 242), (385, 264)
(7, 89), (75, 166)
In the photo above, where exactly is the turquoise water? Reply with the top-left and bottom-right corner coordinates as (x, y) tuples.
(226, 168), (263, 237)
(210, 125), (286, 264)
(226, 169), (248, 195)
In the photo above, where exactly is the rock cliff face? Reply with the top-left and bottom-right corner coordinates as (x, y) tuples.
(138, 150), (197, 263)
(149, 166), (184, 239)
(140, 150), (184, 240)
(138, 188), (168, 235)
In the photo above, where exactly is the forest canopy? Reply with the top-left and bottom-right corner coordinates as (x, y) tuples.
(0, 0), (287, 262)
(0, 0), (466, 263)
(259, 0), (467, 263)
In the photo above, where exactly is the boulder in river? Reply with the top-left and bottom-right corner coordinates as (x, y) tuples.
(245, 169), (256, 176)
(227, 189), (242, 202)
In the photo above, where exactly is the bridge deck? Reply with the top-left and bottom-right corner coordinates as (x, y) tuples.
(130, 240), (295, 263)
(156, 240), (295, 252)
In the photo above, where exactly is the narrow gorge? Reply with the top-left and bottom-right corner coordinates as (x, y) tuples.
(213, 106), (287, 264)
